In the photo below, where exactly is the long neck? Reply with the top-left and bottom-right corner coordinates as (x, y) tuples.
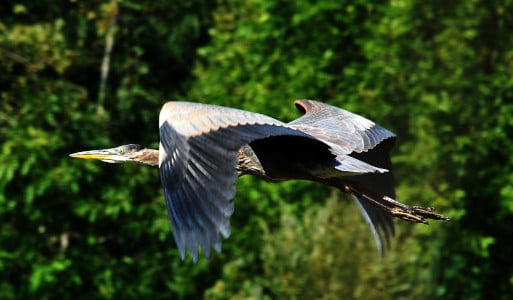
(132, 148), (159, 166)
(139, 146), (263, 170)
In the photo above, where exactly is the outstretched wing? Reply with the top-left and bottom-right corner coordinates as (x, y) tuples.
(289, 99), (395, 154)
(289, 100), (397, 255)
(158, 101), (317, 261)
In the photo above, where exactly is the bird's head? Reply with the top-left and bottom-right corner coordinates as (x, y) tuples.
(70, 144), (158, 166)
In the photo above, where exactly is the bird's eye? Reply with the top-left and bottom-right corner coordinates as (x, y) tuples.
(120, 149), (125, 154)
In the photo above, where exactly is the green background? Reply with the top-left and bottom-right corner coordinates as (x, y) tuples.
(1, 0), (512, 299)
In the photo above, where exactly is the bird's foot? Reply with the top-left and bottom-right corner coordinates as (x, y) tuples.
(390, 208), (429, 224)
(386, 200), (449, 224)
(344, 185), (449, 224)
(390, 206), (449, 224)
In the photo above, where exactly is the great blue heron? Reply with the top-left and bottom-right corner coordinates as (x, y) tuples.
(70, 99), (447, 262)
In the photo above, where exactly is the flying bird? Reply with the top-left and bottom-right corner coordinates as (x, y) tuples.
(70, 100), (447, 262)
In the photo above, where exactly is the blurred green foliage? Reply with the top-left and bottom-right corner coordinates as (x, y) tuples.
(1, 0), (512, 299)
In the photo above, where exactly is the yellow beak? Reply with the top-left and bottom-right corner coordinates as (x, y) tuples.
(69, 148), (129, 163)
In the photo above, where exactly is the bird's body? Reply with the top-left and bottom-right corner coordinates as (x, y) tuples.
(70, 100), (447, 261)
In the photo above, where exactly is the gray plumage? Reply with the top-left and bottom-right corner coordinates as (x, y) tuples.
(70, 99), (448, 263)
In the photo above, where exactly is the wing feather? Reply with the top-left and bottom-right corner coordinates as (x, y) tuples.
(158, 101), (317, 261)
(289, 99), (395, 154)
(349, 139), (397, 255)
(159, 100), (398, 260)
(289, 100), (397, 254)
